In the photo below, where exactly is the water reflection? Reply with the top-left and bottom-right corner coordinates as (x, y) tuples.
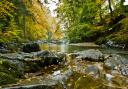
(40, 43), (128, 59)
(40, 43), (99, 53)
(60, 44), (67, 52)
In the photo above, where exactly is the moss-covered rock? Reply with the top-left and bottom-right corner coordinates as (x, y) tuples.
(0, 59), (22, 85)
(94, 17), (128, 49)
(0, 72), (17, 85)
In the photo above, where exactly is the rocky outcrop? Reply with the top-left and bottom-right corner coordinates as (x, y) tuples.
(0, 51), (65, 73)
(22, 43), (41, 53)
(0, 50), (66, 86)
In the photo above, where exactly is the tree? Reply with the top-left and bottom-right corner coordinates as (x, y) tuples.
(0, 0), (21, 42)
(57, 0), (104, 42)
(108, 0), (113, 19)
(0, 0), (59, 42)
(12, 0), (51, 41)
(0, 0), (14, 19)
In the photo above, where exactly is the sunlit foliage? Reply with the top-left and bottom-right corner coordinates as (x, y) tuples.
(0, 0), (62, 42)
(57, 0), (128, 44)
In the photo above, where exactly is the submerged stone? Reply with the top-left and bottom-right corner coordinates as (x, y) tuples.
(85, 65), (100, 77)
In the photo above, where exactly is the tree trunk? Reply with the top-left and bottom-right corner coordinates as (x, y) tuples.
(120, 0), (125, 13)
(108, 0), (113, 20)
(23, 15), (26, 39)
(99, 3), (103, 23)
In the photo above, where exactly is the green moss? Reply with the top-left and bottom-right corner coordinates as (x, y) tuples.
(106, 17), (128, 44)
(0, 59), (22, 85)
(95, 37), (107, 45)
(95, 17), (128, 45)
(107, 32), (128, 44)
(0, 72), (17, 85)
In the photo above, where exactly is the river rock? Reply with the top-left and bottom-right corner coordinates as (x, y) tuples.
(3, 85), (57, 89)
(0, 42), (11, 53)
(23, 51), (65, 72)
(0, 53), (25, 60)
(39, 51), (66, 66)
(33, 50), (50, 57)
(22, 43), (41, 53)
(0, 53), (25, 72)
(0, 50), (65, 73)
(85, 65), (100, 78)
(0, 48), (11, 53)
(106, 40), (126, 49)
(76, 49), (104, 62)
(104, 54), (128, 76)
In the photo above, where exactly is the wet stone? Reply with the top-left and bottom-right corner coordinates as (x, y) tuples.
(76, 49), (104, 62)
(104, 54), (128, 76)
(85, 65), (100, 77)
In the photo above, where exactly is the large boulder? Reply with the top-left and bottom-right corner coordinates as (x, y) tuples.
(0, 50), (65, 73)
(38, 51), (66, 66)
(76, 49), (104, 62)
(22, 43), (41, 53)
